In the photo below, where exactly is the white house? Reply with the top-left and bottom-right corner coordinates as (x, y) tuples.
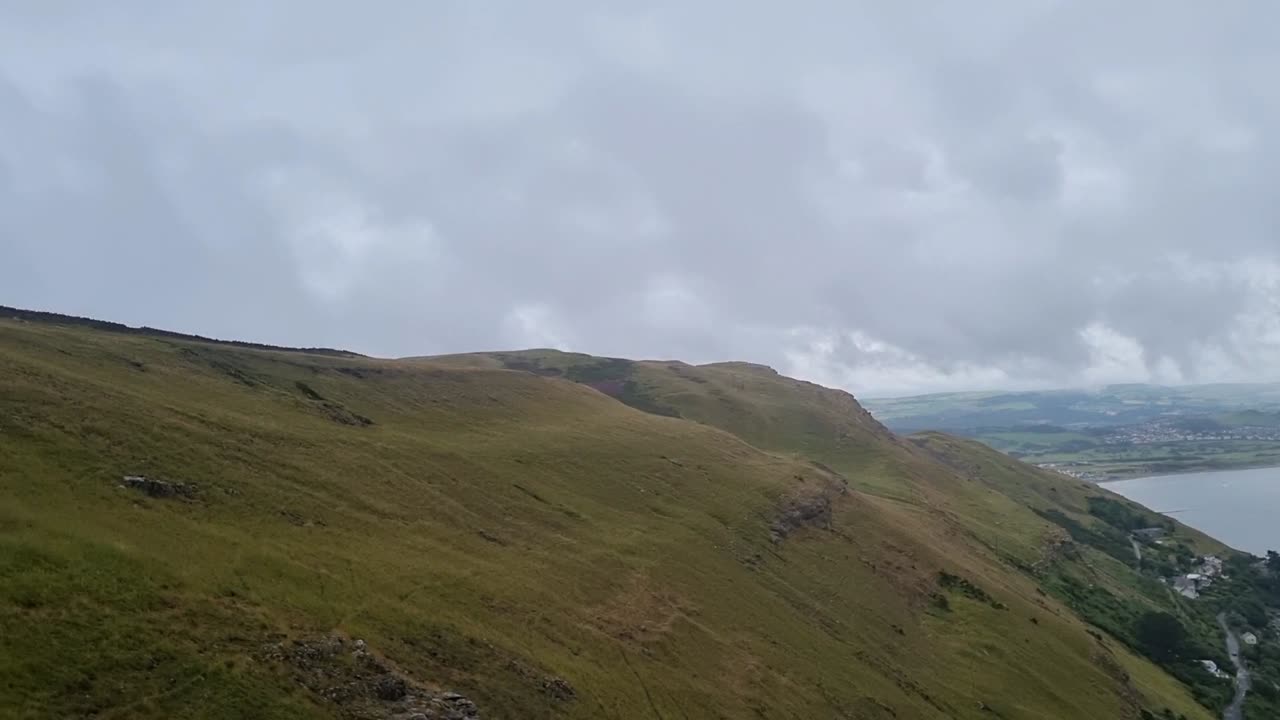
(1173, 576), (1200, 599)
(1200, 556), (1224, 576)
(1200, 660), (1230, 679)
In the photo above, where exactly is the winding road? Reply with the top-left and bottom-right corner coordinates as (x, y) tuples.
(1217, 612), (1251, 720)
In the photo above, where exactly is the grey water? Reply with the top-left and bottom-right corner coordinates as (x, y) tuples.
(1105, 466), (1280, 556)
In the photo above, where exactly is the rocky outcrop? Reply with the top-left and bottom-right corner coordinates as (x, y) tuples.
(769, 470), (849, 544)
(541, 676), (576, 701)
(120, 475), (196, 499)
(261, 635), (480, 719)
(770, 493), (835, 543)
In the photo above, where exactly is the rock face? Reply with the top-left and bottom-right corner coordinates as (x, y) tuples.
(541, 676), (576, 701)
(120, 475), (196, 499)
(261, 635), (481, 719)
(768, 470), (849, 544)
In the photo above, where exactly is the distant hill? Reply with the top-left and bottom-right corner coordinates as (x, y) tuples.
(0, 312), (1257, 718)
(864, 383), (1280, 432)
(0, 304), (359, 357)
(1213, 409), (1280, 428)
(864, 385), (1280, 479)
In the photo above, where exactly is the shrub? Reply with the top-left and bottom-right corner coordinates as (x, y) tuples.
(1134, 611), (1188, 663)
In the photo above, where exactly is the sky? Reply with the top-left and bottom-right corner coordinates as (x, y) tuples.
(4, 2), (1280, 397)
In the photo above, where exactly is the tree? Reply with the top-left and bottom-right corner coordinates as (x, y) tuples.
(1233, 596), (1268, 628)
(1135, 611), (1188, 662)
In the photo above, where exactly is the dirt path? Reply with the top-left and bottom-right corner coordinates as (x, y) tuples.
(1217, 612), (1251, 720)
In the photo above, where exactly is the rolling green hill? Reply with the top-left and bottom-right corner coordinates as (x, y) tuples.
(0, 315), (1241, 719)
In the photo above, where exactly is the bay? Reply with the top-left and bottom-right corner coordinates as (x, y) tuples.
(1105, 466), (1280, 556)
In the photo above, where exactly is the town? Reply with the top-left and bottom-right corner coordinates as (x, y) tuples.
(1100, 420), (1280, 446)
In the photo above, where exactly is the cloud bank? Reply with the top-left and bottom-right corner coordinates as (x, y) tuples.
(5, 2), (1280, 396)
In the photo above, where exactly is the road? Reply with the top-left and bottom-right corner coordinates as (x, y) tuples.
(1217, 612), (1251, 720)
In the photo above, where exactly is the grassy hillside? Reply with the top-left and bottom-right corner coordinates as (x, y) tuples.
(0, 322), (1222, 719)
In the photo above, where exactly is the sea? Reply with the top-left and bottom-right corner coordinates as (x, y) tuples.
(1105, 466), (1280, 556)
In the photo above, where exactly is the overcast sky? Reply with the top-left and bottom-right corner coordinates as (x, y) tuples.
(4, 2), (1280, 396)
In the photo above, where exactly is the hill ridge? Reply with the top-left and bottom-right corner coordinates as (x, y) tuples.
(0, 313), (1245, 719)
(0, 303), (359, 357)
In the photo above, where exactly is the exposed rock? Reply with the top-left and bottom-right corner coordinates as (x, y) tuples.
(261, 635), (480, 719)
(439, 693), (480, 719)
(768, 468), (849, 544)
(280, 508), (327, 528)
(120, 475), (196, 499)
(375, 675), (408, 701)
(542, 676), (576, 701)
(770, 493), (833, 543)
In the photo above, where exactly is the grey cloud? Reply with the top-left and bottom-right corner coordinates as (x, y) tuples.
(3, 2), (1280, 396)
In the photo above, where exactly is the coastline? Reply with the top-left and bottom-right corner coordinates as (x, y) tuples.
(1093, 461), (1280, 484)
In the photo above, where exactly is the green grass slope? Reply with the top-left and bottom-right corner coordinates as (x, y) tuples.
(0, 323), (1213, 719)
(433, 350), (1250, 716)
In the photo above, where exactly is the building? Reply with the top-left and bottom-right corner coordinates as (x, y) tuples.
(1134, 527), (1166, 540)
(1173, 576), (1200, 599)
(1243, 632), (1259, 646)
(1200, 660), (1230, 679)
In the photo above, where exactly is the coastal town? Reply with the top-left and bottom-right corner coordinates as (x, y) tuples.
(1034, 462), (1104, 480)
(1002, 415), (1280, 481)
(1100, 420), (1280, 446)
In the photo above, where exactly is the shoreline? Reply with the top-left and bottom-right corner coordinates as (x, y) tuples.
(1092, 461), (1280, 484)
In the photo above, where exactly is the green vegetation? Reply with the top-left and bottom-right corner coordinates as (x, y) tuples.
(937, 571), (1007, 610)
(1087, 496), (1171, 533)
(1194, 557), (1280, 718)
(0, 316), (1229, 718)
(1135, 612), (1189, 663)
(908, 433), (1251, 713)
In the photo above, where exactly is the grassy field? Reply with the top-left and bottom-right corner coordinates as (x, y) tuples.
(0, 318), (1229, 719)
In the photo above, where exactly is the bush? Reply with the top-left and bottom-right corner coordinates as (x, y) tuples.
(1088, 496), (1157, 531)
(1134, 611), (1188, 662)
(1233, 596), (1269, 628)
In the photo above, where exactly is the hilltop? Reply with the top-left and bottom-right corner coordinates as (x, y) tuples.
(0, 312), (1259, 718)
